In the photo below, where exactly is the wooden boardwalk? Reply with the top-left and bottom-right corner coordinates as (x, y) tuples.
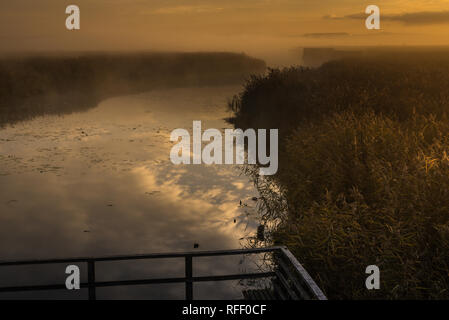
(0, 246), (327, 300)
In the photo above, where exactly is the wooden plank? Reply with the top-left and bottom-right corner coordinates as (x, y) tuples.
(275, 270), (299, 300)
(277, 257), (311, 300)
(246, 290), (257, 300)
(254, 290), (264, 300)
(272, 282), (288, 300)
(242, 289), (271, 300)
(260, 288), (274, 300)
(280, 247), (327, 300)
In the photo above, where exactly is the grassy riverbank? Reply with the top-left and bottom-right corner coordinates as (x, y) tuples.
(0, 52), (266, 127)
(230, 52), (449, 299)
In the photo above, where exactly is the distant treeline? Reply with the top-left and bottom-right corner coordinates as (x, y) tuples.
(0, 52), (266, 126)
(231, 51), (449, 299)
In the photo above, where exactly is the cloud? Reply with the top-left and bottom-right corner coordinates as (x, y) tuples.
(325, 10), (449, 25)
(323, 14), (347, 20)
(303, 32), (350, 38)
(149, 5), (224, 15)
(289, 31), (404, 39)
(386, 11), (449, 25)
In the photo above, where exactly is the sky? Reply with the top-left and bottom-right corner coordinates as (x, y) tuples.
(1, 0), (449, 63)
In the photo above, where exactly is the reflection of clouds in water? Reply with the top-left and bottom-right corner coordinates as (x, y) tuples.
(232, 181), (245, 190)
(0, 162), (259, 258)
(0, 86), (259, 259)
(133, 162), (259, 240)
(0, 162), (261, 299)
(0, 86), (263, 299)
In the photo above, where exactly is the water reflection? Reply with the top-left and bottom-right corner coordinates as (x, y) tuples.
(0, 86), (265, 299)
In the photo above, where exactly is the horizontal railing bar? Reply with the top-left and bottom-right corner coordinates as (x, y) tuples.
(91, 277), (188, 288)
(192, 272), (275, 283)
(0, 247), (283, 267)
(0, 272), (275, 293)
(0, 283), (67, 293)
(94, 272), (276, 288)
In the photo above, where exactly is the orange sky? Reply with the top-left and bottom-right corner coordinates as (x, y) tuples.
(1, 1), (449, 64)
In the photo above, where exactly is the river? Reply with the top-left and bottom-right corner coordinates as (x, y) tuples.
(0, 85), (265, 299)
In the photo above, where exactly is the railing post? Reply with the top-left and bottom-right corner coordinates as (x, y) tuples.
(185, 255), (193, 300)
(87, 260), (96, 300)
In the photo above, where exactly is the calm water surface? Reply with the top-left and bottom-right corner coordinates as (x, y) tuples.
(0, 86), (266, 299)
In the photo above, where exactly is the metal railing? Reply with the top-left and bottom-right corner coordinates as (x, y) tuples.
(0, 246), (326, 300)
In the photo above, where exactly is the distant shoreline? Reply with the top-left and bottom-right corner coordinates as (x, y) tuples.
(0, 52), (266, 127)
